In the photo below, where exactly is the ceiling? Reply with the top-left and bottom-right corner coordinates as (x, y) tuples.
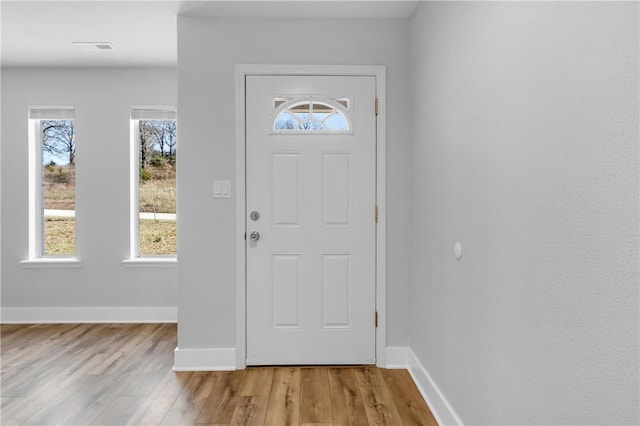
(1, 1), (418, 67)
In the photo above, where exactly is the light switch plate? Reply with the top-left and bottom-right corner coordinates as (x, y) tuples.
(214, 180), (231, 198)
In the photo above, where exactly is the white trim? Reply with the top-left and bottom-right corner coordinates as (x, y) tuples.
(28, 117), (40, 260)
(235, 64), (387, 369)
(375, 67), (387, 368)
(20, 258), (83, 268)
(385, 346), (410, 369)
(235, 66), (248, 369)
(381, 346), (463, 425)
(130, 118), (139, 258)
(407, 348), (464, 426)
(28, 112), (78, 260)
(129, 111), (178, 259)
(121, 257), (177, 268)
(29, 105), (74, 120)
(173, 347), (237, 371)
(0, 306), (177, 324)
(130, 106), (176, 121)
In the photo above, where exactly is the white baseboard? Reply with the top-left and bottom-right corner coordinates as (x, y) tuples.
(385, 346), (410, 368)
(173, 347), (237, 371)
(0, 306), (177, 323)
(406, 347), (464, 426)
(384, 346), (463, 425)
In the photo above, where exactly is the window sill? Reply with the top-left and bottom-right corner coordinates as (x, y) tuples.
(122, 258), (177, 268)
(21, 258), (83, 268)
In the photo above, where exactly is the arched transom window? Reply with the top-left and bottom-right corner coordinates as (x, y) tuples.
(273, 97), (351, 133)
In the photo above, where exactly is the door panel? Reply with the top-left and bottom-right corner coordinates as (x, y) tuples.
(322, 253), (351, 328)
(272, 153), (300, 227)
(246, 75), (376, 365)
(323, 153), (351, 226)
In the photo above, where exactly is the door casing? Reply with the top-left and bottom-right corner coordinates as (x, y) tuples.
(235, 64), (387, 369)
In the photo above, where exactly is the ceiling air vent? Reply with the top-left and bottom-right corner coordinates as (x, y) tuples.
(72, 42), (116, 52)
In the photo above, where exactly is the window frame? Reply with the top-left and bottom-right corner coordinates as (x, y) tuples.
(126, 106), (177, 263)
(24, 106), (79, 264)
(271, 96), (353, 135)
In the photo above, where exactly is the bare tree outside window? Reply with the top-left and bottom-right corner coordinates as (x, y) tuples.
(41, 120), (75, 165)
(137, 119), (177, 256)
(40, 119), (76, 255)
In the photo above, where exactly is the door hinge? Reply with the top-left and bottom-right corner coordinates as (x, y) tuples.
(375, 205), (379, 223)
(244, 232), (246, 241)
(375, 311), (379, 328)
(375, 98), (379, 116)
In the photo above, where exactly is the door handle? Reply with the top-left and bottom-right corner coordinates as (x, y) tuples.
(250, 231), (260, 242)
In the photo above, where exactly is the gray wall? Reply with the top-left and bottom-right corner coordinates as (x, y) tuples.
(408, 2), (639, 424)
(1, 68), (178, 309)
(3, 5), (638, 424)
(176, 17), (411, 350)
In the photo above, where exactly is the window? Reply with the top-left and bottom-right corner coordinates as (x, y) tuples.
(130, 107), (177, 258)
(273, 98), (351, 133)
(28, 107), (76, 258)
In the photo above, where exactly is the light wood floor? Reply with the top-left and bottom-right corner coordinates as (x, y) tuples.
(1, 323), (437, 425)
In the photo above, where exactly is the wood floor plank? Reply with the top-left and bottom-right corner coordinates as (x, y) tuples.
(229, 395), (269, 425)
(161, 371), (219, 425)
(17, 324), (177, 426)
(42, 374), (125, 425)
(359, 386), (404, 426)
(0, 324), (436, 426)
(22, 374), (107, 425)
(300, 368), (333, 424)
(0, 397), (19, 409)
(240, 367), (275, 396)
(353, 366), (386, 387)
(301, 423), (335, 426)
(195, 370), (247, 424)
(0, 396), (32, 425)
(90, 395), (146, 425)
(125, 370), (193, 425)
(380, 368), (438, 426)
(7, 347), (123, 425)
(0, 393), (48, 425)
(1, 324), (105, 398)
(265, 367), (301, 426)
(327, 368), (368, 426)
(119, 359), (175, 397)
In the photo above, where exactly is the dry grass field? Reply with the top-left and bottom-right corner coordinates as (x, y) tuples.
(43, 165), (75, 210)
(43, 164), (175, 214)
(139, 179), (176, 214)
(45, 218), (176, 256)
(44, 217), (76, 255)
(43, 164), (176, 255)
(138, 220), (177, 256)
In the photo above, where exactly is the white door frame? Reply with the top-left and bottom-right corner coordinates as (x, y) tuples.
(235, 64), (386, 369)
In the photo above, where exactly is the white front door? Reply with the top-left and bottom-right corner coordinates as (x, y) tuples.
(246, 75), (377, 365)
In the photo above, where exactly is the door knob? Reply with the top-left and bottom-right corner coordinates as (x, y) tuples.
(250, 231), (260, 241)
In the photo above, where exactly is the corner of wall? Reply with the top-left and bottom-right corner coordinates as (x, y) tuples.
(385, 346), (463, 425)
(406, 348), (464, 426)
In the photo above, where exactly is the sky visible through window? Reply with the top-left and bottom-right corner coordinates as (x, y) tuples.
(41, 119), (75, 165)
(274, 100), (350, 132)
(40, 119), (76, 256)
